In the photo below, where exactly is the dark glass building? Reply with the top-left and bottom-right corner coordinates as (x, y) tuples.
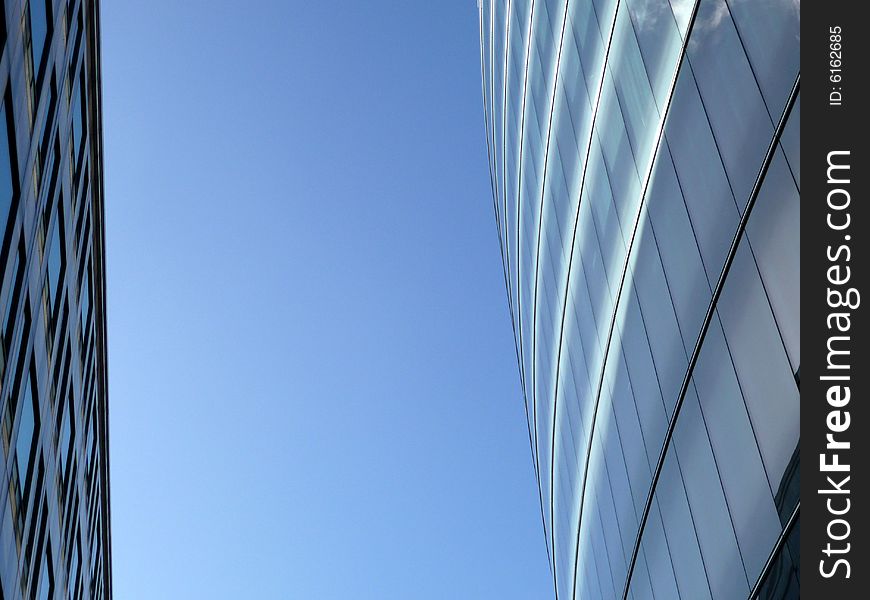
(478, 0), (799, 598)
(0, 1), (110, 598)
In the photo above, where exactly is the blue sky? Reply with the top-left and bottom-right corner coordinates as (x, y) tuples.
(102, 1), (550, 598)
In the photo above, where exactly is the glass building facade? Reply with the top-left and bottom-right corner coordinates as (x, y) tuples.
(478, 0), (799, 598)
(0, 1), (110, 598)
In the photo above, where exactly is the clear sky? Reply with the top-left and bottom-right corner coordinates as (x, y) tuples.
(102, 1), (550, 598)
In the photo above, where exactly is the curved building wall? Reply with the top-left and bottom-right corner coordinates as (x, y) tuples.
(478, 0), (800, 598)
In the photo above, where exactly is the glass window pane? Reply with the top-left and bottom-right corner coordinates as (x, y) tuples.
(687, 0), (772, 204)
(694, 316), (782, 580)
(631, 230), (686, 414)
(0, 98), (14, 230)
(665, 70), (739, 284)
(642, 501), (682, 600)
(16, 376), (38, 486)
(48, 220), (62, 304)
(619, 292), (668, 468)
(726, 0), (800, 117)
(746, 148), (800, 371)
(646, 147), (710, 353)
(716, 242), (799, 493)
(656, 453), (712, 599)
(30, 0), (49, 71)
(674, 387), (750, 599)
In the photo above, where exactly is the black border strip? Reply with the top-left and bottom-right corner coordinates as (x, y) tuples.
(801, 1), (869, 596)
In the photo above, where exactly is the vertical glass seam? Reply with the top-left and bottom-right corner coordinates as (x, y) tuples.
(567, 1), (706, 596)
(509, 0), (556, 572)
(524, 1), (571, 589)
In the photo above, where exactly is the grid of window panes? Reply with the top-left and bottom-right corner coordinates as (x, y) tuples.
(0, 1), (110, 599)
(478, 0), (799, 598)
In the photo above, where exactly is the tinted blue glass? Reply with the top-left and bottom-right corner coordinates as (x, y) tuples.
(479, 0), (799, 595)
(626, 0), (683, 109)
(674, 386), (750, 599)
(48, 221), (62, 302)
(687, 0), (772, 204)
(595, 81), (640, 249)
(618, 292), (669, 468)
(693, 315), (782, 580)
(601, 419), (640, 565)
(592, 508), (620, 598)
(570, 0), (611, 98)
(60, 407), (71, 474)
(30, 0), (49, 71)
(665, 69), (739, 285)
(630, 230), (685, 413)
(530, 0), (572, 543)
(607, 354), (652, 517)
(491, 0), (507, 258)
(503, 0), (531, 335)
(646, 144), (709, 353)
(554, 307), (594, 595)
(580, 533), (606, 599)
(481, 1), (493, 147)
(0, 3), (110, 594)
(726, 0), (799, 118)
(585, 143), (626, 293)
(746, 148), (800, 371)
(656, 453), (712, 599)
(668, 0), (694, 37)
(80, 269), (91, 333)
(643, 500), (682, 600)
(716, 241), (799, 494)
(37, 557), (52, 600)
(0, 101), (13, 229)
(593, 443), (630, 582)
(631, 549), (656, 600)
(607, 9), (657, 158)
(68, 544), (80, 598)
(16, 379), (37, 484)
(73, 81), (86, 158)
(518, 4), (557, 338)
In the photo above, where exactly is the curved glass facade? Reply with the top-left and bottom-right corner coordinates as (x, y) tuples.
(478, 0), (800, 598)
